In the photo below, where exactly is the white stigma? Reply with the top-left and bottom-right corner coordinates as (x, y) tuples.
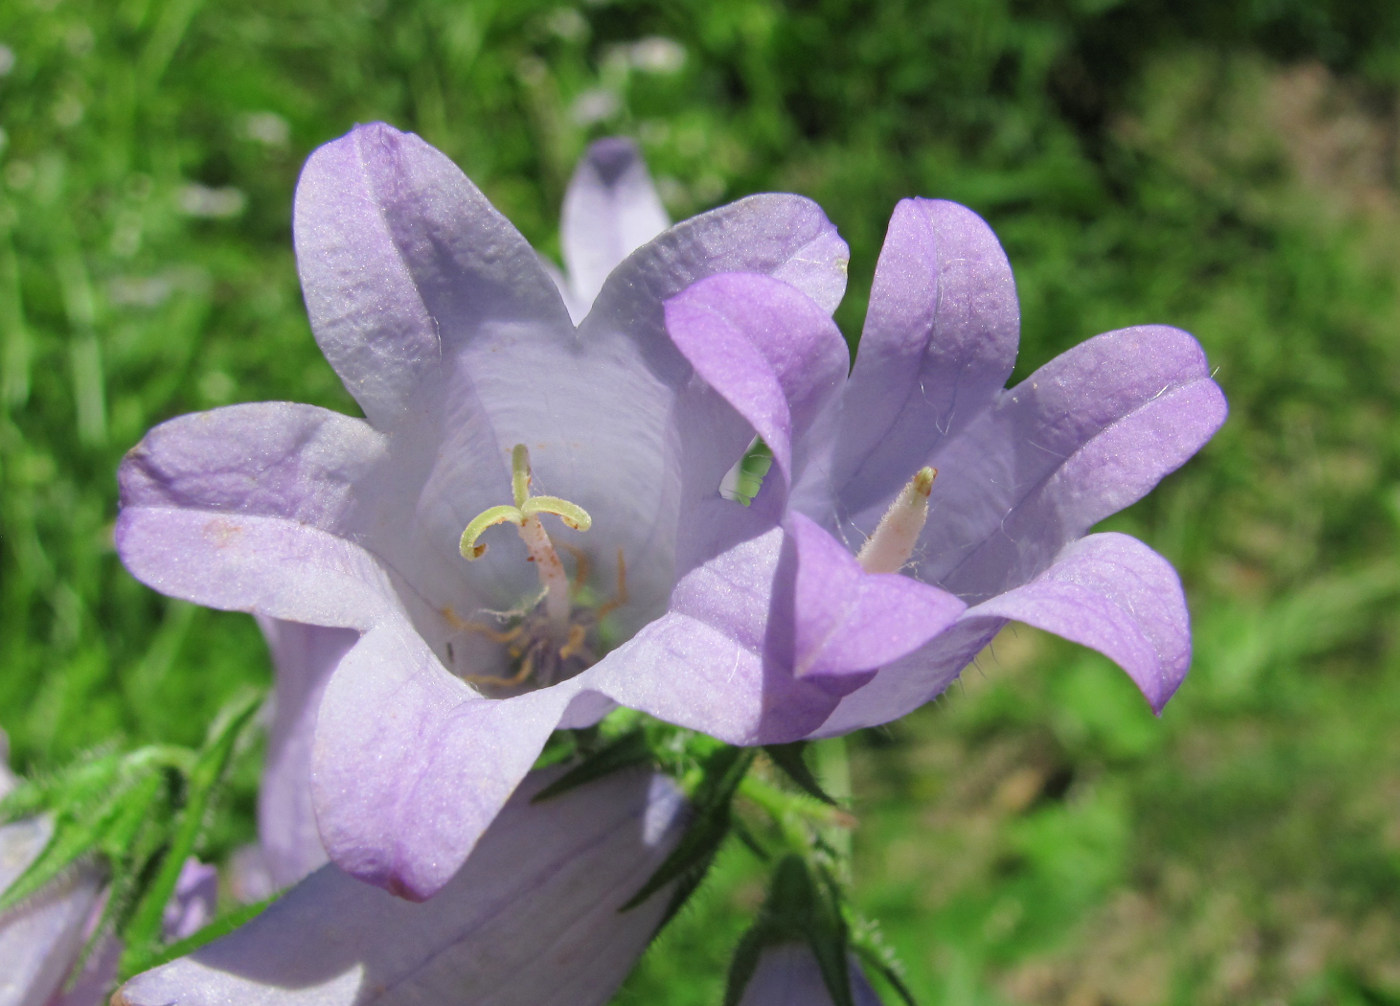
(856, 466), (936, 575)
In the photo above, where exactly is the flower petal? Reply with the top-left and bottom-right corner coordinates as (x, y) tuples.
(806, 616), (1003, 737)
(971, 532), (1192, 712)
(904, 325), (1226, 600)
(787, 513), (965, 678)
(115, 507), (399, 630)
(586, 525), (858, 745)
(294, 123), (572, 427)
(811, 532), (1195, 734)
(561, 137), (669, 317)
(118, 402), (386, 532)
(405, 192), (849, 622)
(664, 273), (848, 491)
(835, 198), (1020, 515)
(310, 621), (578, 900)
(116, 769), (688, 1006)
(584, 191), (849, 349)
(256, 619), (356, 888)
(0, 816), (105, 1006)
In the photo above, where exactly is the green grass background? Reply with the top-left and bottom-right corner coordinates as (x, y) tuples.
(2, 0), (1398, 1002)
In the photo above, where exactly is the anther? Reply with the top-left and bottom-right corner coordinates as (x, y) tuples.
(856, 466), (936, 575)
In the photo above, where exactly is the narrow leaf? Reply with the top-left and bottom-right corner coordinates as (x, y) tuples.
(532, 729), (654, 803)
(763, 743), (837, 805)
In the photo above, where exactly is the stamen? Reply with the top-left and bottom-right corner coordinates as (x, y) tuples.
(856, 466), (936, 575)
(459, 444), (592, 630)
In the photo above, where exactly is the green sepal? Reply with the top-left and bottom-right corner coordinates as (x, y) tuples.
(621, 745), (756, 923)
(531, 729), (654, 804)
(0, 688), (264, 989)
(762, 742), (837, 806)
(848, 911), (920, 1006)
(0, 745), (185, 914)
(722, 856), (856, 1006)
(128, 892), (280, 975)
(118, 689), (262, 978)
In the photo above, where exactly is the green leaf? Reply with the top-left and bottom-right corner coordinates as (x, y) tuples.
(621, 746), (756, 921)
(724, 856), (858, 1006)
(0, 748), (174, 914)
(532, 729), (655, 804)
(763, 742), (837, 806)
(722, 920), (773, 1006)
(130, 892), (280, 974)
(848, 913), (920, 1006)
(119, 688), (262, 978)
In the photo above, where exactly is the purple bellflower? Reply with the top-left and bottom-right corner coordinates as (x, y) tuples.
(0, 749), (105, 1006)
(115, 768), (689, 1006)
(115, 124), (856, 901)
(661, 199), (1227, 737)
(735, 945), (883, 1006)
(0, 740), (217, 1006)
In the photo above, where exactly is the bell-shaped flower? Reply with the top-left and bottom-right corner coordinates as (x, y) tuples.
(661, 198), (1227, 736)
(246, 140), (669, 894)
(735, 944), (883, 1006)
(115, 123), (857, 901)
(115, 768), (689, 1006)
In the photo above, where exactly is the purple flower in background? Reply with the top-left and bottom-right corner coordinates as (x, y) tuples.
(663, 199), (1227, 737)
(0, 748), (105, 1006)
(551, 137), (671, 323)
(115, 768), (689, 1006)
(0, 739), (217, 1006)
(116, 124), (855, 900)
(735, 945), (883, 1006)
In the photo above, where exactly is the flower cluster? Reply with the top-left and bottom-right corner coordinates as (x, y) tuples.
(101, 124), (1225, 1001)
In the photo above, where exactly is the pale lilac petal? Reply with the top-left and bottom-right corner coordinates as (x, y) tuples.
(835, 198), (1019, 515)
(811, 532), (1194, 734)
(664, 273), (848, 489)
(257, 620), (355, 888)
(294, 123), (572, 427)
(809, 617), (1003, 738)
(48, 935), (119, 1006)
(737, 945), (884, 1006)
(114, 508), (399, 630)
(163, 860), (219, 940)
(561, 137), (669, 315)
(540, 256), (588, 323)
(310, 622), (579, 900)
(118, 403), (386, 533)
(116, 769), (688, 1006)
(227, 846), (277, 905)
(586, 525), (857, 744)
(919, 325), (1227, 602)
(583, 192), (849, 353)
(788, 513), (965, 678)
(971, 532), (1192, 712)
(0, 816), (105, 1006)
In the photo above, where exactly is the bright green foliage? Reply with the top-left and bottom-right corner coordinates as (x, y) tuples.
(0, 690), (260, 980)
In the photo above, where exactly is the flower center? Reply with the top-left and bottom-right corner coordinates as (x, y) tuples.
(460, 443), (593, 632)
(856, 466), (935, 574)
(454, 445), (623, 695)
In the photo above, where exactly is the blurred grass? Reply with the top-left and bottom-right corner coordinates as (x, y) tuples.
(1, 0), (1398, 1002)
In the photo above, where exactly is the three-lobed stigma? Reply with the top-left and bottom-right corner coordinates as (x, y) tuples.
(856, 466), (936, 575)
(460, 444), (593, 630)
